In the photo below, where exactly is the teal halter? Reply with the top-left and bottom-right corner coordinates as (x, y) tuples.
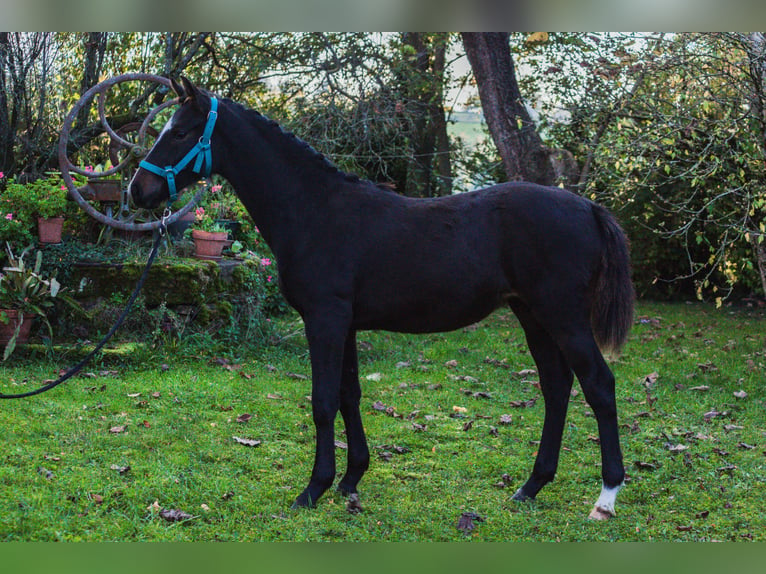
(139, 97), (218, 203)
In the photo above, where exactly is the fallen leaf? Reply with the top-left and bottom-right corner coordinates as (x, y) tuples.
(509, 398), (537, 408)
(286, 372), (308, 380)
(689, 385), (710, 392)
(232, 436), (261, 447)
(733, 390), (748, 399)
(90, 493), (104, 504)
(346, 493), (363, 514)
(457, 512), (485, 533)
(412, 422), (427, 432)
(667, 444), (689, 453)
(644, 372), (659, 387)
(236, 413), (253, 423)
(395, 361), (411, 369)
(110, 464), (131, 475)
(109, 425), (127, 434)
(159, 508), (195, 522)
(444, 360), (459, 368)
(366, 372), (382, 381)
(696, 510), (710, 519)
(147, 500), (161, 512)
(484, 357), (510, 368)
(738, 442), (756, 450)
(676, 525), (693, 532)
(200, 503), (211, 512)
(267, 393), (283, 400)
(499, 414), (513, 425)
(634, 461), (658, 471)
(37, 467), (54, 480)
(463, 420), (474, 432)
(723, 424), (743, 431)
(697, 362), (718, 373)
(453, 405), (467, 414)
(334, 440), (348, 449)
(127, 392), (141, 398)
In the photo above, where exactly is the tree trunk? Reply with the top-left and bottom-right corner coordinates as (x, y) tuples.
(401, 33), (452, 197)
(461, 32), (555, 185)
(76, 33), (108, 129)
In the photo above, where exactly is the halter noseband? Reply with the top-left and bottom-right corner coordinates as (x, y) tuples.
(139, 96), (219, 203)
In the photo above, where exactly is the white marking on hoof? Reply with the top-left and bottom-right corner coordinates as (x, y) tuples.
(588, 483), (622, 520)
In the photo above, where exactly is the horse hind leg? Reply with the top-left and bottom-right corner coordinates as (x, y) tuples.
(509, 300), (575, 502)
(557, 328), (625, 519)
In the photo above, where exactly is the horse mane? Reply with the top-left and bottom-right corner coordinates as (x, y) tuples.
(220, 96), (388, 191)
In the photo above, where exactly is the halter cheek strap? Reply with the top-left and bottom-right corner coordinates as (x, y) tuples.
(139, 96), (219, 204)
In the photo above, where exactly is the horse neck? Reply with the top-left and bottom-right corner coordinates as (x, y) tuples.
(216, 105), (342, 256)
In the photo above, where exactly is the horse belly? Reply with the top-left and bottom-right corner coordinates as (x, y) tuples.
(352, 276), (505, 334)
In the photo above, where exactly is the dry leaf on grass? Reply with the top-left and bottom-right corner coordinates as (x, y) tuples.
(159, 508), (195, 523)
(457, 512), (485, 533)
(232, 436), (261, 447)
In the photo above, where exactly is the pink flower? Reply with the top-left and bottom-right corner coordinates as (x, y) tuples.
(0, 171), (4, 179)
(195, 207), (205, 220)
(4, 213), (12, 221)
(267, 275), (273, 283)
(261, 257), (271, 267)
(211, 184), (222, 193)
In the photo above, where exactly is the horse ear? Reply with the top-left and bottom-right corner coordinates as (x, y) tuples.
(180, 77), (205, 110)
(170, 77), (185, 99)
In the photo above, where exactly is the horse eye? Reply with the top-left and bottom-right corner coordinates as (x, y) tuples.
(172, 129), (187, 140)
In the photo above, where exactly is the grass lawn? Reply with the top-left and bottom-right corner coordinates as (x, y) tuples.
(0, 301), (764, 541)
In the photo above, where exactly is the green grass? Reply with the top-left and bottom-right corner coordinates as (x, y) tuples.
(1, 301), (764, 541)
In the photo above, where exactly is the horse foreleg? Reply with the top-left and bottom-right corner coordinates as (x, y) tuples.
(336, 329), (370, 501)
(292, 310), (350, 509)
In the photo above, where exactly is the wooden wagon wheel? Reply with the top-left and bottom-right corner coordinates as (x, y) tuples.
(58, 73), (203, 232)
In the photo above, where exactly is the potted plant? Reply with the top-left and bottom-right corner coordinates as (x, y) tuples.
(0, 244), (81, 360)
(206, 182), (244, 240)
(188, 206), (230, 260)
(83, 164), (123, 203)
(28, 176), (70, 244)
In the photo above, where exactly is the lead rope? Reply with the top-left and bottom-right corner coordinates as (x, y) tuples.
(0, 221), (167, 399)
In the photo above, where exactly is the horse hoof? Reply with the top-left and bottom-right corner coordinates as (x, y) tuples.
(291, 491), (315, 509)
(588, 505), (615, 520)
(346, 492), (363, 514)
(511, 488), (534, 502)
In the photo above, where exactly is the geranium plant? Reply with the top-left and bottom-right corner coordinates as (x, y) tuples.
(189, 206), (227, 233)
(2, 174), (70, 220)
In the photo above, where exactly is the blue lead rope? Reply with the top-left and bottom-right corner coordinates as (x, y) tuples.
(139, 96), (218, 203)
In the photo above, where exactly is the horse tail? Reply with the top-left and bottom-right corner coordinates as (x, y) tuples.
(590, 204), (635, 354)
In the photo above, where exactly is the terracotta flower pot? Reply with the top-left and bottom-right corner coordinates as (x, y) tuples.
(0, 309), (34, 346)
(38, 216), (64, 244)
(86, 179), (123, 202)
(191, 229), (229, 260)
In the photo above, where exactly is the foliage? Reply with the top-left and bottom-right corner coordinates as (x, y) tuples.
(513, 33), (766, 300)
(0, 244), (81, 359)
(0, 303), (764, 540)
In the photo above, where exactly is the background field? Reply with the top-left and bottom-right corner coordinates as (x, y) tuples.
(1, 301), (764, 541)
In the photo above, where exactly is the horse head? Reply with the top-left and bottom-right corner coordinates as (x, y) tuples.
(129, 77), (217, 209)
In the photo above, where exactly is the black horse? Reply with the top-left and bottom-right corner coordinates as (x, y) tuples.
(130, 78), (634, 520)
